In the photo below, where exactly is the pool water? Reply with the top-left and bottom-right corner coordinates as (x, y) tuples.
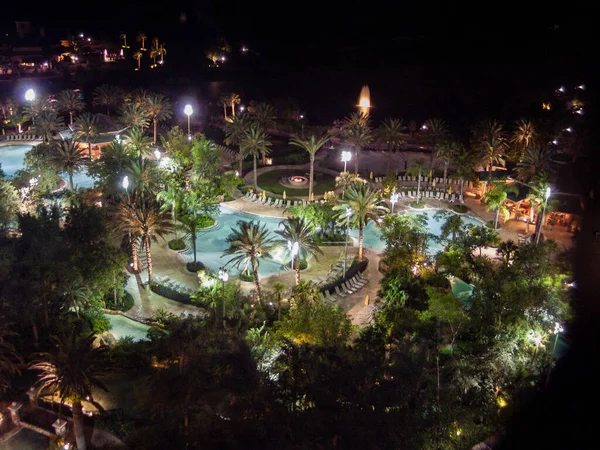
(0, 144), (95, 188)
(108, 314), (150, 341)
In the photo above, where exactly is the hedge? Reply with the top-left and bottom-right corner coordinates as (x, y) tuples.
(150, 281), (193, 304)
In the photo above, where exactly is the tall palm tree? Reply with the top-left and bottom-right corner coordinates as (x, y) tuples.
(220, 95), (229, 120)
(227, 93), (241, 117)
(377, 117), (407, 152)
(333, 183), (388, 261)
(23, 97), (55, 123)
(451, 145), (477, 202)
(510, 118), (537, 159)
(33, 109), (64, 143)
(289, 133), (330, 200)
(406, 158), (427, 199)
(423, 118), (449, 169)
(472, 119), (508, 187)
(119, 33), (128, 47)
(240, 125), (271, 189)
(1, 331), (22, 394)
(136, 32), (147, 50)
(335, 171), (363, 198)
(152, 37), (159, 51)
(341, 111), (373, 175)
(515, 145), (555, 182)
(483, 183), (519, 230)
(30, 333), (111, 450)
(250, 102), (277, 130)
(126, 126), (153, 163)
(224, 114), (252, 175)
(527, 177), (553, 238)
(56, 90), (84, 125)
(149, 48), (158, 66)
(157, 185), (184, 240)
(113, 198), (173, 284)
(276, 217), (323, 284)
(49, 139), (87, 191)
(120, 104), (150, 131)
(144, 94), (173, 144)
(127, 158), (160, 196)
(73, 112), (98, 159)
(133, 51), (143, 70)
(177, 191), (206, 263)
(223, 220), (280, 303)
(156, 43), (167, 64)
(436, 140), (457, 187)
(92, 85), (122, 116)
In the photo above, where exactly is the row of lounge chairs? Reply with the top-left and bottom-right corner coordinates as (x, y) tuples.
(242, 191), (322, 209)
(390, 190), (461, 203)
(373, 174), (474, 188)
(154, 275), (195, 295)
(322, 272), (369, 301)
(3, 134), (42, 141)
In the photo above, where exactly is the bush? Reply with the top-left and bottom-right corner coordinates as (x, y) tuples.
(240, 270), (255, 282)
(285, 259), (308, 270)
(150, 281), (193, 304)
(198, 215), (216, 229)
(452, 204), (469, 214)
(410, 201), (425, 208)
(168, 238), (186, 250)
(104, 290), (134, 312)
(186, 261), (206, 273)
(94, 411), (134, 441)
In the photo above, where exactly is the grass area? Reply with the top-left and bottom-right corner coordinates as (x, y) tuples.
(258, 169), (337, 197)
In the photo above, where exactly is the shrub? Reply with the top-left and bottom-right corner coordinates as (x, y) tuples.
(186, 261), (206, 273)
(197, 215), (216, 229)
(410, 201), (425, 208)
(240, 270), (255, 282)
(168, 238), (186, 250)
(452, 204), (469, 214)
(94, 411), (134, 441)
(285, 259), (308, 270)
(104, 291), (134, 312)
(150, 281), (193, 304)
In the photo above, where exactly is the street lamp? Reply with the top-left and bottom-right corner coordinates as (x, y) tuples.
(535, 187), (551, 244)
(551, 322), (564, 355)
(24, 88), (35, 102)
(184, 104), (193, 137)
(154, 149), (161, 160)
(218, 267), (229, 326)
(527, 331), (544, 372)
(288, 241), (299, 286)
(343, 207), (352, 278)
(341, 151), (352, 173)
(390, 189), (399, 214)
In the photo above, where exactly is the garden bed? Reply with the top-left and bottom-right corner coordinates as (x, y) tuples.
(257, 169), (336, 196)
(150, 280), (194, 304)
(452, 204), (469, 214)
(410, 201), (425, 209)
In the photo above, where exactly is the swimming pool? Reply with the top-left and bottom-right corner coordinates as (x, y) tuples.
(188, 206), (484, 277)
(0, 143), (95, 188)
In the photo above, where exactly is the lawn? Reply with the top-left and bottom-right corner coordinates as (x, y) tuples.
(257, 169), (337, 197)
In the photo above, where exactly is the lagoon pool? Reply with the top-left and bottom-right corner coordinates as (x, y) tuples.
(108, 314), (150, 341)
(0, 143), (95, 188)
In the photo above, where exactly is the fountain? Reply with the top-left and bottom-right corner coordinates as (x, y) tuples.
(281, 175), (309, 188)
(358, 85), (371, 116)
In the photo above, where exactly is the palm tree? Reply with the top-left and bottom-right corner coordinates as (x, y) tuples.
(133, 51), (143, 70)
(149, 48), (158, 66)
(333, 183), (388, 261)
(30, 333), (111, 450)
(423, 118), (449, 169)
(436, 140), (457, 187)
(224, 114), (252, 174)
(276, 217), (323, 284)
(526, 176), (552, 237)
(113, 198), (173, 284)
(483, 183), (519, 230)
(177, 191), (206, 263)
(33, 110), (63, 143)
(227, 93), (241, 117)
(92, 85), (122, 116)
(220, 95), (229, 120)
(127, 158), (160, 196)
(335, 171), (363, 198)
(7, 112), (25, 133)
(73, 112), (98, 159)
(157, 186), (184, 240)
(406, 158), (427, 199)
(223, 220), (281, 303)
(144, 94), (173, 144)
(289, 134), (330, 200)
(156, 43), (167, 64)
(250, 102), (277, 130)
(472, 119), (508, 187)
(126, 126), (153, 163)
(451, 145), (477, 202)
(152, 37), (159, 51)
(23, 97), (55, 123)
(1, 331), (22, 393)
(377, 117), (407, 152)
(136, 32), (147, 50)
(515, 145), (555, 182)
(510, 118), (537, 158)
(56, 90), (84, 125)
(341, 112), (373, 175)
(120, 103), (150, 130)
(120, 33), (128, 47)
(240, 125), (271, 189)
(49, 139), (87, 191)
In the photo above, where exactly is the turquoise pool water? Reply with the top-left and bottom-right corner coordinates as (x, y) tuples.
(108, 314), (150, 341)
(0, 143), (95, 188)
(189, 206), (484, 277)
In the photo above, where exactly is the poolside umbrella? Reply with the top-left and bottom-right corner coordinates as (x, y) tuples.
(283, 191), (287, 200)
(448, 186), (452, 195)
(263, 191), (266, 200)
(432, 179), (436, 188)
(370, 171), (373, 180)
(311, 192), (315, 202)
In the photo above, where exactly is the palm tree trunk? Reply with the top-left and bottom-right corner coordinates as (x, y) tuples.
(30, 318), (39, 347)
(192, 233), (197, 263)
(153, 119), (157, 144)
(460, 179), (464, 203)
(309, 154), (315, 200)
(358, 225), (364, 261)
(131, 236), (138, 272)
(495, 207), (500, 230)
(69, 111), (73, 125)
(252, 260), (262, 304)
(295, 256), (300, 285)
(88, 141), (92, 160)
(238, 152), (243, 176)
(145, 235), (153, 284)
(417, 168), (422, 199)
(72, 400), (87, 450)
(488, 164), (493, 187)
(68, 169), (74, 191)
(137, 59), (140, 71)
(253, 155), (258, 189)
(231, 102), (235, 117)
(106, 105), (110, 116)
(443, 161), (448, 187)
(354, 147), (359, 175)
(172, 207), (178, 240)
(223, 105), (227, 120)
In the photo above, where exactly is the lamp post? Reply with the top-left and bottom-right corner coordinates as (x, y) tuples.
(184, 104), (193, 138)
(535, 187), (551, 244)
(343, 207), (352, 278)
(390, 189), (399, 214)
(24, 88), (35, 102)
(154, 149), (161, 160)
(122, 176), (129, 201)
(551, 322), (564, 356)
(218, 267), (229, 326)
(527, 331), (543, 372)
(341, 151), (352, 173)
(288, 241), (299, 286)
(299, 114), (305, 137)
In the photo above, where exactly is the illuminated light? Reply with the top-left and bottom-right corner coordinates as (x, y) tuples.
(456, 429), (462, 437)
(79, 33), (84, 38)
(239, 105), (245, 111)
(184, 104), (193, 116)
(154, 149), (161, 160)
(220, 56), (226, 62)
(87, 38), (91, 42)
(300, 114), (304, 119)
(552, 139), (558, 145)
(24, 88), (35, 102)
(577, 84), (586, 90)
(357, 85), (371, 115)
(421, 124), (428, 131)
(545, 186), (551, 200)
(564, 127), (573, 133)
(122, 176), (129, 190)
(542, 102), (551, 110)
(576, 109), (584, 115)
(187, 135), (192, 141)
(235, 171), (239, 177)
(341, 151), (352, 162)
(218, 268), (229, 282)
(557, 86), (566, 93)
(497, 397), (508, 408)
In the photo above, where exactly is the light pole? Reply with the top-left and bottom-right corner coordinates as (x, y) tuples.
(390, 189), (399, 214)
(341, 151), (352, 173)
(288, 241), (299, 286)
(24, 88), (35, 102)
(218, 267), (229, 326)
(184, 104), (193, 138)
(343, 206), (352, 278)
(551, 322), (564, 356)
(535, 187), (551, 244)
(299, 114), (305, 137)
(527, 331), (543, 372)
(122, 176), (130, 202)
